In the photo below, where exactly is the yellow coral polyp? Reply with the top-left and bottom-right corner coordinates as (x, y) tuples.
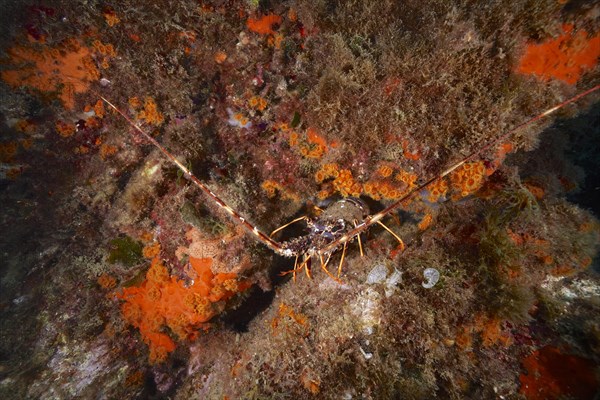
(137, 97), (164, 126)
(289, 131), (299, 146)
(146, 258), (169, 283)
(418, 213), (433, 231)
(333, 169), (362, 197)
(377, 165), (394, 178)
(92, 40), (116, 57)
(261, 180), (298, 201)
(248, 96), (268, 111)
(316, 189), (332, 200)
(143, 242), (161, 259)
(427, 177), (449, 203)
(128, 97), (141, 109)
(261, 180), (280, 198)
(308, 148), (324, 158)
(222, 279), (239, 292)
(103, 11), (120, 27)
(395, 170), (418, 188)
(314, 170), (326, 183)
(97, 273), (117, 289)
(55, 120), (76, 138)
(99, 144), (118, 160)
(450, 162), (485, 199)
(315, 163), (362, 197)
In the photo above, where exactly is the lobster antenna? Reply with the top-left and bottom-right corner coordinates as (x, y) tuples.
(317, 84), (600, 256)
(99, 96), (287, 256)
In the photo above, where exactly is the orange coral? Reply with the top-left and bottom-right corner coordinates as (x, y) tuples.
(315, 164), (363, 198)
(92, 40), (116, 57)
(456, 315), (513, 351)
(418, 213), (433, 231)
(93, 99), (106, 118)
(426, 177), (449, 203)
(291, 128), (336, 159)
(247, 14), (282, 35)
(267, 33), (284, 49)
(1, 39), (99, 110)
(261, 180), (300, 201)
(142, 242), (161, 259)
(455, 325), (474, 351)
(261, 180), (279, 198)
(14, 119), (36, 134)
(248, 95), (267, 111)
(315, 163), (339, 183)
(358, 166), (419, 201)
(315, 163), (362, 197)
(103, 10), (121, 27)
(137, 97), (164, 126)
(55, 120), (76, 138)
(363, 180), (404, 200)
(376, 164), (394, 178)
(229, 111), (250, 128)
(524, 182), (545, 200)
(478, 317), (513, 347)
(97, 273), (117, 289)
(140, 231), (155, 243)
(287, 8), (298, 22)
(128, 97), (142, 109)
(516, 24), (600, 85)
(0, 142), (19, 163)
(118, 256), (250, 363)
(304, 128), (327, 158)
(335, 169), (362, 197)
(271, 303), (309, 337)
(395, 169), (418, 188)
(99, 144), (118, 160)
(300, 368), (321, 395)
(450, 161), (486, 199)
(288, 131), (299, 146)
(214, 51), (227, 64)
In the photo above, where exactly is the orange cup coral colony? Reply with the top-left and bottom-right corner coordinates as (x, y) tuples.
(449, 161), (486, 199)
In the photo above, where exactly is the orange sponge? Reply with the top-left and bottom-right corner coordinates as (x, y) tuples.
(516, 24), (600, 85)
(247, 14), (282, 35)
(1, 39), (99, 109)
(118, 256), (250, 363)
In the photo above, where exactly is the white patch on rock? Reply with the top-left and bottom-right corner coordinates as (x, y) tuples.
(350, 288), (382, 335)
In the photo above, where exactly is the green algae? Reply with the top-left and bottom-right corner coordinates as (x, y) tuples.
(107, 236), (143, 267)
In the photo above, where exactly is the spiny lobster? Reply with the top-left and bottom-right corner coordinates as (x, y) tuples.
(100, 84), (600, 281)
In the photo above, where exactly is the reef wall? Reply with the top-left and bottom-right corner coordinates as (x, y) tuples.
(0, 1), (599, 398)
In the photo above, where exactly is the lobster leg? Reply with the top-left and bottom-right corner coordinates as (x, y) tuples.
(319, 254), (340, 283)
(376, 221), (405, 252)
(337, 241), (348, 278)
(354, 220), (364, 257)
(270, 216), (308, 237)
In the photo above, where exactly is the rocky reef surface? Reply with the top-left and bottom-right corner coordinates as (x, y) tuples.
(1, 1), (599, 399)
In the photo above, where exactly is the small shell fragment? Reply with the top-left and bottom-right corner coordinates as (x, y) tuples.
(384, 269), (402, 297)
(366, 264), (387, 285)
(422, 267), (440, 289)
